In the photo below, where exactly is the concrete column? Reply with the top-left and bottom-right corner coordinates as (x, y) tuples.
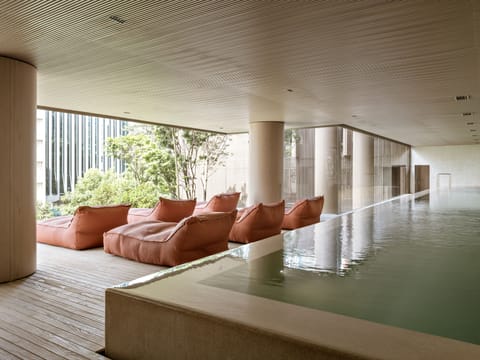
(248, 122), (284, 205)
(0, 56), (37, 282)
(314, 127), (340, 214)
(352, 132), (374, 209)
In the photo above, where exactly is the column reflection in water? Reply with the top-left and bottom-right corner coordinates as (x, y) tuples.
(338, 213), (372, 274)
(313, 223), (340, 273)
(351, 211), (373, 263)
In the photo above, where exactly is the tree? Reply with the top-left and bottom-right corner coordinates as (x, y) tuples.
(198, 134), (230, 201)
(106, 125), (176, 197)
(154, 127), (230, 200)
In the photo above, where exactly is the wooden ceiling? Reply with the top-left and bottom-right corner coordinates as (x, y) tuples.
(1, 0), (479, 146)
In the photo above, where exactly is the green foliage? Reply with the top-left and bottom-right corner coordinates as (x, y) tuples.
(36, 201), (61, 220)
(43, 123), (231, 217)
(57, 169), (163, 215)
(106, 125), (176, 197)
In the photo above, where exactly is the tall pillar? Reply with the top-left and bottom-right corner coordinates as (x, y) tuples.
(352, 132), (374, 209)
(314, 127), (340, 214)
(0, 56), (37, 282)
(248, 121), (284, 205)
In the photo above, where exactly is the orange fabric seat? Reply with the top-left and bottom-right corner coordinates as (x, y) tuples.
(37, 205), (130, 250)
(281, 196), (324, 230)
(104, 211), (237, 266)
(193, 192), (240, 215)
(127, 197), (196, 223)
(229, 200), (285, 244)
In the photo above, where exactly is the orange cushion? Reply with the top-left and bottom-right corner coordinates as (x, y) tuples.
(104, 211), (237, 266)
(282, 196), (324, 230)
(37, 204), (131, 250)
(193, 192), (240, 215)
(128, 197), (196, 223)
(229, 200), (285, 244)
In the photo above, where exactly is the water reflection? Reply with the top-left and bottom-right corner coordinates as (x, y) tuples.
(202, 189), (480, 345)
(283, 209), (374, 275)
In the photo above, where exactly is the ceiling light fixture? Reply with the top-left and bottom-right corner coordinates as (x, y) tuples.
(110, 15), (127, 24)
(462, 112), (473, 116)
(470, 129), (477, 132)
(287, 89), (294, 92)
(466, 122), (475, 126)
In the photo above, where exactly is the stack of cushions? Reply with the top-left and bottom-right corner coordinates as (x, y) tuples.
(193, 192), (240, 215)
(281, 195), (324, 230)
(127, 197), (196, 223)
(104, 211), (237, 266)
(229, 200), (285, 244)
(36, 204), (131, 250)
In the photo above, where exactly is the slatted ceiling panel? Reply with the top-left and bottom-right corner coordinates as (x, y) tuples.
(1, 1), (480, 145)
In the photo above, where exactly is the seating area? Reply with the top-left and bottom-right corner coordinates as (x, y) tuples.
(229, 200), (285, 244)
(36, 193), (324, 266)
(37, 204), (131, 250)
(105, 211), (237, 266)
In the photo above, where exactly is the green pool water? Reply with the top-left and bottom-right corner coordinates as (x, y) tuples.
(201, 189), (480, 345)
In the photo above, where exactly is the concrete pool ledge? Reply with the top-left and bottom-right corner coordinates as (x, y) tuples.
(105, 191), (480, 359)
(105, 237), (480, 360)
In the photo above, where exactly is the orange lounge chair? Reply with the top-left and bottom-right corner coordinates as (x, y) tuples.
(104, 211), (237, 266)
(127, 197), (196, 223)
(281, 196), (324, 230)
(229, 200), (285, 244)
(193, 192), (240, 215)
(37, 204), (130, 250)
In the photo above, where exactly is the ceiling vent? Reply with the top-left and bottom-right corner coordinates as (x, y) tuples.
(455, 95), (471, 101)
(109, 15), (127, 24)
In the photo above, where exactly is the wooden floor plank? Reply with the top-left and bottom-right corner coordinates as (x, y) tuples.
(0, 243), (167, 359)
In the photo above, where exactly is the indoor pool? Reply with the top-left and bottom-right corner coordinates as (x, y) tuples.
(201, 188), (480, 345)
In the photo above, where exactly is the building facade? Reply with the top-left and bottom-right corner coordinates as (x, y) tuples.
(37, 110), (127, 202)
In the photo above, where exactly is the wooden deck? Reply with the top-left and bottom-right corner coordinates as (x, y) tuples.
(0, 244), (165, 359)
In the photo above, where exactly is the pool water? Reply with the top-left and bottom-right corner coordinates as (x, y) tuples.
(202, 189), (480, 345)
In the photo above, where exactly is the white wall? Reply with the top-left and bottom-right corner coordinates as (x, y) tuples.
(412, 145), (480, 189)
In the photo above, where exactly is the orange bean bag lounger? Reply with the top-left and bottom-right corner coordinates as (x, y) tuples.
(229, 200), (285, 244)
(37, 204), (131, 250)
(193, 192), (240, 215)
(127, 197), (196, 223)
(104, 211), (237, 266)
(281, 195), (324, 230)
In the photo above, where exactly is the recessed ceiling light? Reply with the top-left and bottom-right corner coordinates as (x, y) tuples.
(352, 114), (359, 118)
(287, 89), (294, 92)
(455, 95), (472, 101)
(123, 111), (130, 114)
(470, 129), (477, 132)
(110, 15), (127, 24)
(466, 122), (475, 126)
(462, 112), (473, 116)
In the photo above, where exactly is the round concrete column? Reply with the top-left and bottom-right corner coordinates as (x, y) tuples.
(352, 132), (374, 209)
(314, 127), (340, 214)
(248, 121), (284, 205)
(0, 56), (37, 282)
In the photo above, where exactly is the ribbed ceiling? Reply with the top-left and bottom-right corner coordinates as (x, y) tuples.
(1, 0), (479, 146)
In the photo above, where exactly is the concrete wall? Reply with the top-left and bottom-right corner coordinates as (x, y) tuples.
(412, 145), (480, 189)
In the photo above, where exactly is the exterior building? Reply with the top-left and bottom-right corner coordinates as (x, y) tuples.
(37, 110), (127, 202)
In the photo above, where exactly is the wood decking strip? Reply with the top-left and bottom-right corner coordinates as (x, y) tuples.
(0, 245), (165, 359)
